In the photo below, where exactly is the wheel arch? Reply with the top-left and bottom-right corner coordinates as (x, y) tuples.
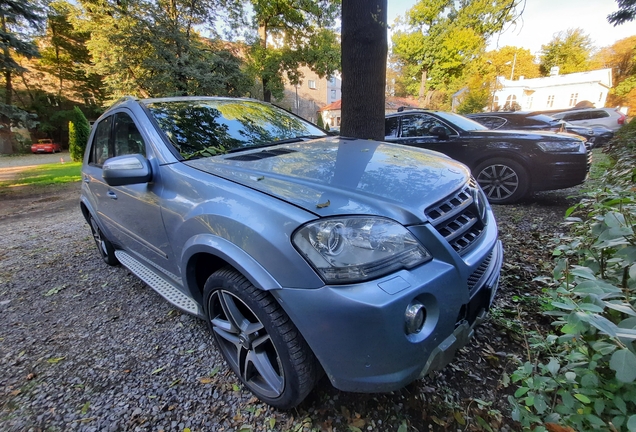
(181, 234), (283, 305)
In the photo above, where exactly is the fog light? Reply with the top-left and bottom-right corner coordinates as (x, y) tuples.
(405, 301), (426, 334)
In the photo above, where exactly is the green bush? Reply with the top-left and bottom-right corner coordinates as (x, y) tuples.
(68, 106), (90, 162)
(509, 147), (636, 431)
(316, 114), (325, 129)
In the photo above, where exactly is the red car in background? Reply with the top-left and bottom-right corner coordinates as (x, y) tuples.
(31, 139), (62, 154)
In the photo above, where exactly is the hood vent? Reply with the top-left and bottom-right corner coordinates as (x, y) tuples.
(227, 148), (298, 161)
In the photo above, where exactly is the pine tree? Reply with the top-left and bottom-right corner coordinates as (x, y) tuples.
(0, 0), (44, 153)
(68, 106), (90, 161)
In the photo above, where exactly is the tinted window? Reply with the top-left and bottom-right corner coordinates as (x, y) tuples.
(89, 116), (113, 166)
(434, 112), (487, 131)
(588, 110), (609, 119)
(385, 117), (399, 138)
(474, 116), (507, 129)
(113, 113), (146, 157)
(401, 114), (451, 137)
(145, 100), (326, 159)
(563, 112), (590, 121)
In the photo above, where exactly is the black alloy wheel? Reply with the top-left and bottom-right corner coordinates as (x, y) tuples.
(204, 268), (319, 409)
(89, 216), (119, 265)
(475, 158), (529, 204)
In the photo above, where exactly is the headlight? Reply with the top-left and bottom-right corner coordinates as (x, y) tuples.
(293, 217), (431, 284)
(537, 141), (585, 153)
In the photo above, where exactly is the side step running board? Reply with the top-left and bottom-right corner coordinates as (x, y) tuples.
(115, 250), (201, 316)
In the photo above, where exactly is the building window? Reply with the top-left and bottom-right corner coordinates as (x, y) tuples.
(308, 80), (316, 89)
(569, 93), (578, 107)
(336, 116), (341, 126)
(547, 95), (555, 108)
(526, 97), (533, 110)
(331, 89), (336, 100)
(329, 76), (336, 85)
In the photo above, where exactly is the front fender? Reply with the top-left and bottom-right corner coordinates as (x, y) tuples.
(180, 233), (283, 293)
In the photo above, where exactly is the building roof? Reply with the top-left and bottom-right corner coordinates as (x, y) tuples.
(319, 96), (420, 112)
(499, 68), (612, 90)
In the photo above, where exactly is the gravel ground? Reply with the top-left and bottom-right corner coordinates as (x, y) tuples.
(0, 180), (582, 432)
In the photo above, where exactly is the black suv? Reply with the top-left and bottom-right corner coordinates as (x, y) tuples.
(385, 110), (591, 204)
(467, 112), (613, 147)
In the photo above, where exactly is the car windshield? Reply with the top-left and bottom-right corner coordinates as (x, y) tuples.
(144, 99), (326, 159)
(434, 112), (489, 131)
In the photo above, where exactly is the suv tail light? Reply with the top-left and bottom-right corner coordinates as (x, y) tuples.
(618, 112), (626, 125)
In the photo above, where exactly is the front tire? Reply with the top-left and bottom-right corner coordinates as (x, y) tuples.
(475, 158), (529, 204)
(89, 216), (119, 266)
(203, 268), (319, 409)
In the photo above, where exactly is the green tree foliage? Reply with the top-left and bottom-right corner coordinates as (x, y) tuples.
(243, 0), (341, 102)
(37, 1), (104, 103)
(539, 28), (592, 76)
(608, 0), (636, 25)
(1, 0), (43, 104)
(77, 0), (251, 99)
(68, 106), (89, 161)
(391, 0), (520, 108)
(0, 0), (44, 152)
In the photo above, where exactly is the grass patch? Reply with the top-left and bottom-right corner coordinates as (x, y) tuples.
(588, 148), (614, 183)
(0, 162), (82, 188)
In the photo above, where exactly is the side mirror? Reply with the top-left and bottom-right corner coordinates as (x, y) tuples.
(430, 126), (449, 139)
(103, 154), (152, 186)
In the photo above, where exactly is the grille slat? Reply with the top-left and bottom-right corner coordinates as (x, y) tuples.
(468, 251), (493, 292)
(426, 180), (486, 254)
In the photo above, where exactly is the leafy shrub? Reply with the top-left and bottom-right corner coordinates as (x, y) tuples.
(68, 106), (90, 162)
(509, 146), (636, 431)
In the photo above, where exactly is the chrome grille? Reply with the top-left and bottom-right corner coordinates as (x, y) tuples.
(426, 180), (486, 254)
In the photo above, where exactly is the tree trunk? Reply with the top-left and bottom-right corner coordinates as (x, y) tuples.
(258, 23), (272, 102)
(1, 12), (12, 106)
(340, 0), (387, 140)
(418, 70), (427, 104)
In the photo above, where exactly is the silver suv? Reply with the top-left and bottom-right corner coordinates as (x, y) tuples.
(551, 108), (626, 132)
(80, 96), (502, 408)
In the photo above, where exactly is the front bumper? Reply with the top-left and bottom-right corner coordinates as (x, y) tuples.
(274, 221), (503, 393)
(532, 151), (590, 191)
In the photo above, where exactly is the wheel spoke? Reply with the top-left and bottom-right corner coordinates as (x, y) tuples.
(244, 344), (284, 397)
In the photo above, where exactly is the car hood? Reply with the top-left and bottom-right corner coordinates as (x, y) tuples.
(466, 129), (584, 141)
(184, 137), (470, 224)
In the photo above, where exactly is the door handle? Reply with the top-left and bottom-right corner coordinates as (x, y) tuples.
(107, 191), (117, 200)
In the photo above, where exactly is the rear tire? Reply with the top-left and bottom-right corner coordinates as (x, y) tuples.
(89, 216), (119, 266)
(474, 158), (529, 204)
(203, 267), (319, 409)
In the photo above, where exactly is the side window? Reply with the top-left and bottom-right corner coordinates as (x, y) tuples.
(385, 117), (399, 138)
(478, 116), (506, 129)
(589, 110), (609, 119)
(401, 114), (449, 137)
(113, 113), (146, 157)
(565, 112), (589, 121)
(89, 116), (113, 167)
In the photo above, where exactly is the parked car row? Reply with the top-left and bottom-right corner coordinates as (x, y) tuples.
(466, 112), (614, 147)
(385, 109), (591, 204)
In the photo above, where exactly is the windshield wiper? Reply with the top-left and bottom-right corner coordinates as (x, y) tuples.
(226, 135), (325, 153)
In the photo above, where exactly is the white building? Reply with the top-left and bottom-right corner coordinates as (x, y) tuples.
(493, 68), (613, 111)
